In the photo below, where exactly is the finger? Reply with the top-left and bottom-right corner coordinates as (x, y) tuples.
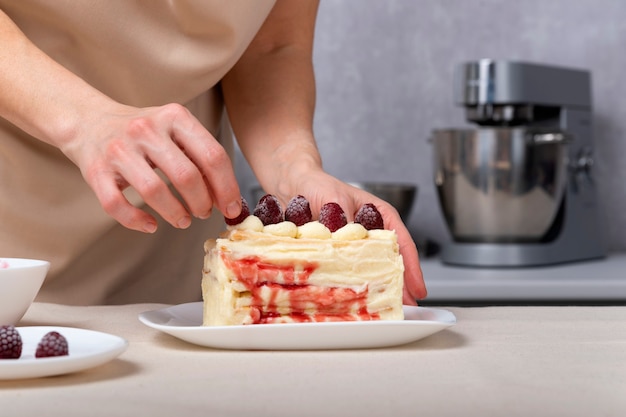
(195, 141), (241, 219)
(354, 189), (427, 302)
(403, 286), (418, 306)
(377, 201), (427, 301)
(170, 112), (242, 219)
(91, 174), (159, 233)
(118, 156), (192, 229)
(307, 179), (359, 221)
(396, 225), (428, 301)
(146, 138), (213, 220)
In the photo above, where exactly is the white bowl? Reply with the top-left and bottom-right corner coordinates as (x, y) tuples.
(0, 258), (50, 325)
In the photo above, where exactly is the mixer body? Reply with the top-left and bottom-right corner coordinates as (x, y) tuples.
(433, 60), (606, 266)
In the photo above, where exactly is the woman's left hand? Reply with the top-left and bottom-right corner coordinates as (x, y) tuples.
(273, 170), (427, 305)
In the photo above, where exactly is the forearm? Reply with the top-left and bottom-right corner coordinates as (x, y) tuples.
(0, 9), (243, 230)
(221, 0), (321, 203)
(0, 10), (116, 154)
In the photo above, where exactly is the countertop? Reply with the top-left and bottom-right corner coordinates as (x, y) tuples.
(421, 252), (626, 303)
(2, 303), (625, 416)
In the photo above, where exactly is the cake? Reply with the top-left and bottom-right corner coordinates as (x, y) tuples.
(201, 195), (404, 325)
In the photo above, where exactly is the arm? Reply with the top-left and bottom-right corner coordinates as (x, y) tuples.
(221, 0), (321, 199)
(0, 9), (241, 233)
(222, 0), (427, 302)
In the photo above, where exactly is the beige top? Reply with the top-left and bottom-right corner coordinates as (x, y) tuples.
(0, 0), (276, 304)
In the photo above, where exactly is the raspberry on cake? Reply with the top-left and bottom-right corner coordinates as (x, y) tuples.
(253, 194), (283, 225)
(284, 195), (312, 226)
(224, 197), (250, 226)
(202, 196), (404, 326)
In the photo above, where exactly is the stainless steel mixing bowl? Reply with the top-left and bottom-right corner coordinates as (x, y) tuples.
(431, 128), (569, 243)
(348, 182), (417, 221)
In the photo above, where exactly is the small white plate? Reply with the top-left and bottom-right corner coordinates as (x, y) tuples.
(139, 302), (456, 350)
(0, 326), (128, 380)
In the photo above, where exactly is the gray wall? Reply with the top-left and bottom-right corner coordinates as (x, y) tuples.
(235, 0), (626, 252)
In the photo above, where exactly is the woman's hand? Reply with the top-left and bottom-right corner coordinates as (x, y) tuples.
(222, 1), (426, 303)
(0, 10), (242, 233)
(62, 103), (242, 233)
(274, 170), (428, 305)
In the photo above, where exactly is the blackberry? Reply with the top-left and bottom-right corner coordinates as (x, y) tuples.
(35, 331), (69, 358)
(0, 325), (23, 359)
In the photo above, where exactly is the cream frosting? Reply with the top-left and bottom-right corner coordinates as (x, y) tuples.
(203, 215), (404, 325)
(297, 221), (332, 240)
(263, 221), (298, 238)
(228, 215), (391, 242)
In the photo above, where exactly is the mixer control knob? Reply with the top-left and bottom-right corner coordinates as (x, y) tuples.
(568, 146), (596, 197)
(572, 147), (594, 174)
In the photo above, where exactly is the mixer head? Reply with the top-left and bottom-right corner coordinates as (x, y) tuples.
(454, 59), (591, 127)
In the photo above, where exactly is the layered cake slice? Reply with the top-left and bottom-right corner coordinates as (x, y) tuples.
(201, 195), (404, 325)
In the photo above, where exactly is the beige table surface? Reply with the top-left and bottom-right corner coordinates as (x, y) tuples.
(1, 303), (625, 417)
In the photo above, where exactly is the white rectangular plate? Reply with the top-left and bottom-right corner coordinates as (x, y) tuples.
(139, 302), (456, 350)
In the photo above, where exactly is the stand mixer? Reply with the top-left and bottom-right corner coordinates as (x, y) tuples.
(431, 59), (606, 267)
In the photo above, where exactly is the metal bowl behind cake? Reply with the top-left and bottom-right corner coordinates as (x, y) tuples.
(348, 182), (417, 221)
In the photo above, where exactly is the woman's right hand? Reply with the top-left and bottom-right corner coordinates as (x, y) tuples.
(1, 10), (242, 233)
(62, 103), (243, 233)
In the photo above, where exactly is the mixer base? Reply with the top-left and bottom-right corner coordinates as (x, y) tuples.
(441, 240), (606, 267)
